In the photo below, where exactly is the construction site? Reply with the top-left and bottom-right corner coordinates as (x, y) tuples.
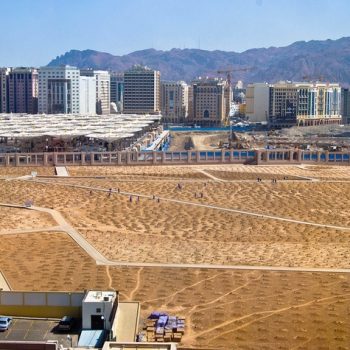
(168, 124), (350, 153)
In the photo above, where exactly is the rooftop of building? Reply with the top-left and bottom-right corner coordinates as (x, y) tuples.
(125, 65), (158, 73)
(83, 291), (117, 303)
(248, 81), (341, 88)
(192, 76), (227, 85)
(102, 343), (177, 350)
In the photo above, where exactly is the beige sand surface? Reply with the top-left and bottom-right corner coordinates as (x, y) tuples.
(67, 163), (350, 180)
(0, 166), (55, 177)
(0, 164), (349, 349)
(67, 165), (207, 178)
(0, 233), (349, 350)
(0, 207), (56, 231)
(0, 232), (107, 291)
(38, 175), (350, 227)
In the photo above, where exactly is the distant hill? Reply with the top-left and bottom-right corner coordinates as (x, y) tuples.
(48, 37), (350, 85)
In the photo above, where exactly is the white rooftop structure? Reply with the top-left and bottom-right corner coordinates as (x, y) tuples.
(0, 113), (162, 141)
(84, 290), (117, 303)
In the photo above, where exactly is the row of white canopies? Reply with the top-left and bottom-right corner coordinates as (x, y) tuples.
(0, 113), (162, 140)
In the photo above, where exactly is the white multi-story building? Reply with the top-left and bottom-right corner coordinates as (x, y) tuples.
(246, 83), (270, 122)
(79, 76), (96, 114)
(38, 66), (80, 114)
(81, 69), (110, 115)
(246, 81), (342, 127)
(95, 71), (110, 115)
(161, 81), (188, 123)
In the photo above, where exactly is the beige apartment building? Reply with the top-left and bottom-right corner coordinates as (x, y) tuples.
(123, 65), (160, 114)
(161, 81), (188, 123)
(188, 77), (230, 126)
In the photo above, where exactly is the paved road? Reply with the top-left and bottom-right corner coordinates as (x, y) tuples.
(0, 271), (11, 290)
(196, 169), (228, 182)
(1, 202), (350, 274)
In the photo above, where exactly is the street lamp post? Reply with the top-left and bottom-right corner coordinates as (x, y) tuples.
(67, 334), (73, 348)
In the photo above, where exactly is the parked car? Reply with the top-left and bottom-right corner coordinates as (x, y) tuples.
(57, 316), (75, 332)
(0, 317), (12, 331)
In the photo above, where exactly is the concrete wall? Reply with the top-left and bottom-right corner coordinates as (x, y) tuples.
(0, 149), (349, 167)
(0, 341), (58, 350)
(0, 291), (84, 318)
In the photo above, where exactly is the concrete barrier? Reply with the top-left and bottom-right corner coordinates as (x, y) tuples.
(0, 291), (84, 318)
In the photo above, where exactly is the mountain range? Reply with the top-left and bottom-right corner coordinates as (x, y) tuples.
(48, 37), (350, 86)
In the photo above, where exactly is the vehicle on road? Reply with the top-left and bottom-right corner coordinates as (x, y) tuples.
(0, 317), (12, 331)
(57, 316), (75, 332)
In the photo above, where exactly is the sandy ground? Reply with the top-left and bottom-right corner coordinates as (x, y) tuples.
(0, 232), (349, 349)
(0, 166), (55, 177)
(0, 163), (349, 348)
(168, 132), (228, 151)
(0, 207), (55, 231)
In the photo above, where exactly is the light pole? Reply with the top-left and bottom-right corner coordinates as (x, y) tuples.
(67, 334), (73, 348)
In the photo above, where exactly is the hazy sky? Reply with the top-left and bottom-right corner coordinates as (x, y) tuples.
(1, 0), (349, 66)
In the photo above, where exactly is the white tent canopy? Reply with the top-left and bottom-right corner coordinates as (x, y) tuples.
(0, 113), (162, 141)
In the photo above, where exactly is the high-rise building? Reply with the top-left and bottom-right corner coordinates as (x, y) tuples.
(110, 72), (124, 113)
(79, 76), (96, 114)
(246, 83), (270, 122)
(341, 88), (350, 124)
(8, 68), (38, 114)
(268, 81), (342, 128)
(188, 77), (230, 126)
(38, 66), (80, 114)
(81, 69), (110, 115)
(0, 68), (11, 113)
(161, 81), (188, 123)
(123, 65), (160, 114)
(95, 71), (110, 115)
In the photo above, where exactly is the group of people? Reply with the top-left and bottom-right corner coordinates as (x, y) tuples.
(177, 182), (205, 199)
(129, 195), (140, 203)
(256, 177), (278, 183)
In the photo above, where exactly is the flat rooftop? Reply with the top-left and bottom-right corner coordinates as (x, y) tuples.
(84, 291), (117, 303)
(102, 342), (177, 350)
(114, 302), (140, 343)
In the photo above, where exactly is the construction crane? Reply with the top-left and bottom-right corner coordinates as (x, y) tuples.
(217, 67), (251, 86)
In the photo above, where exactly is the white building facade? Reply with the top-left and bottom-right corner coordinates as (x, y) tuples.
(81, 69), (110, 115)
(38, 66), (80, 114)
(79, 76), (96, 114)
(245, 83), (270, 122)
(82, 291), (118, 331)
(95, 71), (110, 115)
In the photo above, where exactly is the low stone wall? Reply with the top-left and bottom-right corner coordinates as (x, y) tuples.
(0, 149), (349, 167)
